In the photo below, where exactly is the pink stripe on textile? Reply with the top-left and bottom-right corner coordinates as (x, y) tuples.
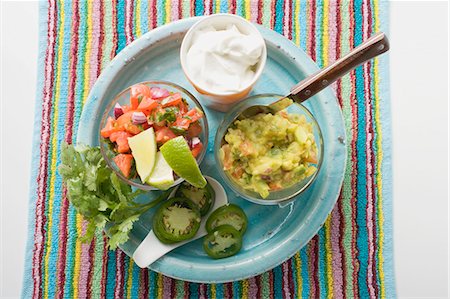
(163, 276), (172, 297)
(139, 269), (149, 299)
(204, 0), (212, 15)
(114, 251), (125, 298)
(77, 229), (91, 298)
(269, 0), (275, 29)
(283, 0), (289, 38)
(309, 236), (319, 298)
(89, 0), (101, 87)
(125, 0), (133, 44)
(331, 207), (344, 298)
(32, 0), (57, 297)
(328, 0), (338, 65)
(250, 0), (258, 23)
(248, 277), (258, 298)
(199, 283), (207, 298)
(362, 0), (370, 39)
(327, 2), (345, 297)
(100, 235), (109, 298)
(171, 0), (179, 22)
(110, 0), (118, 58)
(282, 261), (291, 298)
(149, 0), (156, 29)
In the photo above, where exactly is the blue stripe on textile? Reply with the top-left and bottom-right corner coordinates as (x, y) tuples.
(353, 0), (370, 297)
(116, 0), (127, 53)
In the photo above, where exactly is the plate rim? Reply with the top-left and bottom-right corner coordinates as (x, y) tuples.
(77, 17), (347, 283)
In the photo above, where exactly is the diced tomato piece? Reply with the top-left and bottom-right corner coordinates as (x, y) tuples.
(101, 117), (114, 138)
(116, 136), (131, 153)
(305, 154), (318, 164)
(191, 142), (203, 158)
(239, 140), (254, 156)
(172, 116), (191, 131)
(130, 84), (152, 109)
(109, 131), (131, 142)
(121, 104), (132, 113)
(141, 122), (151, 130)
(152, 124), (165, 131)
(116, 112), (144, 135)
(124, 123), (143, 135)
(269, 182), (283, 190)
(109, 131), (132, 153)
(161, 93), (182, 107)
(186, 108), (203, 122)
(116, 111), (134, 126)
(130, 97), (139, 110)
(177, 101), (188, 114)
(155, 127), (177, 144)
(137, 96), (158, 112)
(232, 167), (244, 179)
(153, 120), (167, 128)
(113, 154), (133, 177)
(101, 116), (123, 138)
(221, 144), (232, 170)
(279, 110), (288, 119)
(186, 121), (202, 138)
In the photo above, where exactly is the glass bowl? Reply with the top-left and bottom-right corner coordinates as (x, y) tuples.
(214, 94), (324, 205)
(99, 81), (209, 191)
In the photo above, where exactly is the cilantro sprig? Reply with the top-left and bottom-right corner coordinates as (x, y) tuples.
(58, 142), (171, 249)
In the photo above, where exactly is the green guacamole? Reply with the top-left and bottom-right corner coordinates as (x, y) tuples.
(220, 111), (318, 198)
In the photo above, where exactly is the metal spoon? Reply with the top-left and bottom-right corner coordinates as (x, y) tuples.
(236, 32), (390, 120)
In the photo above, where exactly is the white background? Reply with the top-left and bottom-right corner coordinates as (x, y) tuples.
(1, 1), (448, 298)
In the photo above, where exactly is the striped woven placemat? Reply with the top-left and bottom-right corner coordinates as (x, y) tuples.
(22, 0), (394, 298)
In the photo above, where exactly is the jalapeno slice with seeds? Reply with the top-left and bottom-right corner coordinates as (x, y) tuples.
(203, 225), (242, 259)
(205, 204), (248, 235)
(152, 197), (201, 243)
(175, 181), (215, 216)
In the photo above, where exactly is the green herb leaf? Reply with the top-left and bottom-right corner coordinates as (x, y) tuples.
(58, 142), (173, 250)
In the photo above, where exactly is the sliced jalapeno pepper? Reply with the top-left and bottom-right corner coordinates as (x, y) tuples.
(203, 225), (242, 259)
(205, 204), (248, 235)
(152, 197), (201, 244)
(175, 181), (215, 216)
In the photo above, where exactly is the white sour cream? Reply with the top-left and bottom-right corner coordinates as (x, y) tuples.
(186, 24), (264, 94)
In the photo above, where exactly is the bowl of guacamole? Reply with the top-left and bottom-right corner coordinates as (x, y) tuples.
(215, 94), (323, 205)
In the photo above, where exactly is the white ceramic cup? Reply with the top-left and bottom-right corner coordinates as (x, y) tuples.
(180, 14), (267, 112)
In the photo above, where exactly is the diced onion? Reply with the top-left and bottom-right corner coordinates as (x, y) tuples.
(132, 111), (147, 124)
(150, 87), (170, 98)
(114, 103), (124, 119)
(192, 137), (201, 146)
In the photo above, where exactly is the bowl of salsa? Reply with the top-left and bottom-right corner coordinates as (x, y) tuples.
(99, 81), (209, 191)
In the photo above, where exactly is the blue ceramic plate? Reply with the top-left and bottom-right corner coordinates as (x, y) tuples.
(77, 17), (347, 283)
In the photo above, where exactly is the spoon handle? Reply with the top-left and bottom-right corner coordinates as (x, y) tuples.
(289, 32), (389, 103)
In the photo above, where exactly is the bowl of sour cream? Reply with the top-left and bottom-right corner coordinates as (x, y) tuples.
(180, 14), (267, 111)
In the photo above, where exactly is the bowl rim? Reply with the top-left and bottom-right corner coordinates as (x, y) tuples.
(179, 13), (267, 96)
(99, 80), (209, 191)
(214, 93), (324, 205)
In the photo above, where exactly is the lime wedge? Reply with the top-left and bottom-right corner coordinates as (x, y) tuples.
(160, 136), (206, 188)
(146, 151), (174, 190)
(128, 128), (157, 182)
